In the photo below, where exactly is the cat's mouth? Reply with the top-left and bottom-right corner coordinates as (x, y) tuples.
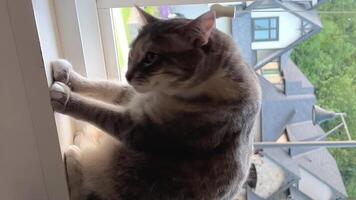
(130, 78), (164, 93)
(130, 81), (151, 93)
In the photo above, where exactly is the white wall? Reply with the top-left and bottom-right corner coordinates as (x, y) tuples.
(0, 5), (48, 198)
(256, 49), (277, 62)
(251, 8), (301, 50)
(299, 168), (333, 200)
(0, 0), (69, 199)
(312, 0), (318, 6)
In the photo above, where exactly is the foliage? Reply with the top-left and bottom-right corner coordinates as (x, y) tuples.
(291, 0), (356, 197)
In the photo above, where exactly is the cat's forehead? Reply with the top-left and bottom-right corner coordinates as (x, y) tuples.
(129, 35), (152, 61)
(141, 18), (189, 36)
(131, 18), (192, 54)
(135, 19), (189, 42)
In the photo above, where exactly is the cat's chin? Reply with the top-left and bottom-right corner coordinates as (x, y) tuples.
(131, 84), (151, 93)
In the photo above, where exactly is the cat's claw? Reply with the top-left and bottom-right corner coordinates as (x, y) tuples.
(50, 81), (71, 112)
(52, 59), (72, 85)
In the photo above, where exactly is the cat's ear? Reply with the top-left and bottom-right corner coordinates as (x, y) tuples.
(183, 11), (216, 47)
(135, 5), (158, 25)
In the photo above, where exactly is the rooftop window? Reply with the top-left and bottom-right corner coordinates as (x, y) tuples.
(252, 17), (279, 41)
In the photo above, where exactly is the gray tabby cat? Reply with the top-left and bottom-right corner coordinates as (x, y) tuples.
(50, 7), (261, 200)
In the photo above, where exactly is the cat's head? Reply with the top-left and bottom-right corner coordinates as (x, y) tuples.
(127, 7), (223, 94)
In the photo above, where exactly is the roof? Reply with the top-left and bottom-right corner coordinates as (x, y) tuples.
(286, 121), (325, 157)
(289, 187), (313, 200)
(259, 75), (284, 100)
(274, 0), (323, 27)
(295, 148), (347, 197)
(259, 76), (316, 141)
(283, 59), (314, 95)
(270, 121), (347, 196)
(287, 121), (324, 141)
(263, 148), (301, 179)
(259, 121), (347, 198)
(248, 146), (347, 199)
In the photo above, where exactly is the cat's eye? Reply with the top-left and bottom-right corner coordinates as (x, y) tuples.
(142, 52), (158, 67)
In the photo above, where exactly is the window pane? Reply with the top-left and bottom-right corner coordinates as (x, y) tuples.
(254, 30), (269, 40)
(104, 1), (356, 198)
(302, 20), (308, 26)
(254, 19), (269, 29)
(270, 29), (277, 39)
(270, 18), (277, 28)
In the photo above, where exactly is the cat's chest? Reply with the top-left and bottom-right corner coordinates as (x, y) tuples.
(128, 94), (187, 122)
(128, 93), (240, 133)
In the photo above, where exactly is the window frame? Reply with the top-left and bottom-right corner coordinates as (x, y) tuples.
(31, 0), (356, 197)
(54, 0), (116, 80)
(97, 0), (239, 8)
(252, 17), (279, 42)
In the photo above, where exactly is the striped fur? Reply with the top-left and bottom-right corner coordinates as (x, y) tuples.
(50, 10), (261, 200)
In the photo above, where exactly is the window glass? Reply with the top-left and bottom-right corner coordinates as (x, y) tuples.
(254, 18), (269, 29)
(253, 17), (278, 41)
(254, 30), (270, 40)
(108, 2), (356, 198)
(270, 18), (277, 28)
(270, 29), (277, 39)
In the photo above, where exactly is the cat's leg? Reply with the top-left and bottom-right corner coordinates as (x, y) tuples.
(52, 59), (135, 105)
(64, 145), (85, 200)
(73, 129), (103, 151)
(50, 82), (134, 139)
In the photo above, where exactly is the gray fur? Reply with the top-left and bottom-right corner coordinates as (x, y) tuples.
(50, 9), (261, 200)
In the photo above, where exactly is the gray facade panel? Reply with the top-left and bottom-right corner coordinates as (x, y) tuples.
(280, 50), (291, 72)
(284, 59), (314, 95)
(232, 14), (256, 66)
(261, 96), (316, 141)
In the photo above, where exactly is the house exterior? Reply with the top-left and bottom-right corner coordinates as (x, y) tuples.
(232, 0), (347, 199)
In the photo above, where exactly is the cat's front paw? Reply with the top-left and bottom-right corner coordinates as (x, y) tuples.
(52, 59), (72, 85)
(50, 82), (71, 112)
